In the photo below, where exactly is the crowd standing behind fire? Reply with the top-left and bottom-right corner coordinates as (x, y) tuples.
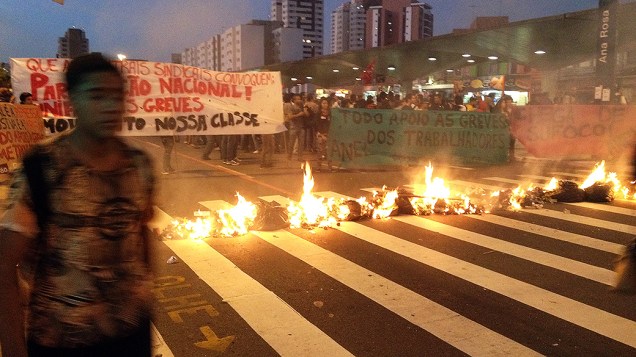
(1, 85), (629, 173)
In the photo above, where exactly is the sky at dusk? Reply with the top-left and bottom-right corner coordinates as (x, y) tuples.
(0, 0), (609, 64)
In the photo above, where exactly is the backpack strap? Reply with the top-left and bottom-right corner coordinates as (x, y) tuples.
(21, 147), (51, 233)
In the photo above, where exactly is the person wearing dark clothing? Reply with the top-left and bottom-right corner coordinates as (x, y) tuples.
(160, 136), (176, 174)
(493, 94), (518, 162)
(286, 94), (308, 161)
(315, 98), (332, 170)
(201, 135), (222, 160)
(221, 135), (240, 165)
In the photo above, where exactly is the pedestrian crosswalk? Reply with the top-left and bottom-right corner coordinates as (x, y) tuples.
(150, 171), (636, 356)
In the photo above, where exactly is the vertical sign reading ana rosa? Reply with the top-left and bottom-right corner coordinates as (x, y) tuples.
(0, 103), (46, 174)
(10, 58), (286, 136)
(596, 0), (618, 99)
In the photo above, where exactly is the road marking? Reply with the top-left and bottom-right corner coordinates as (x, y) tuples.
(256, 197), (541, 356)
(549, 171), (587, 179)
(518, 174), (553, 182)
(331, 215), (636, 348)
(565, 201), (636, 216)
(465, 214), (624, 254)
(449, 180), (636, 234)
(448, 180), (503, 192)
(180, 203), (354, 357)
(151, 322), (175, 357)
(305, 192), (635, 348)
(393, 215), (614, 285)
(317, 192), (614, 285)
(318, 190), (624, 254)
(524, 209), (636, 234)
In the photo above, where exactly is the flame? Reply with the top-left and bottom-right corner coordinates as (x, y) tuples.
(508, 185), (526, 211)
(167, 193), (257, 239)
(580, 161), (608, 189)
(164, 159), (636, 240)
(287, 162), (337, 228)
(544, 177), (558, 191)
(217, 193), (257, 237)
(170, 216), (214, 240)
(371, 187), (398, 219)
(409, 162), (480, 214)
(579, 161), (631, 198)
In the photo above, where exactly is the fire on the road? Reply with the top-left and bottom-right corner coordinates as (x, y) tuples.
(163, 160), (635, 240)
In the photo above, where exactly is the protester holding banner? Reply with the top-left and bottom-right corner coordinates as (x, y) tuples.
(19, 92), (34, 105)
(0, 53), (155, 356)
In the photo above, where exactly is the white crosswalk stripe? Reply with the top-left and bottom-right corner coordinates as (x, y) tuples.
(257, 195), (542, 356)
(150, 170), (636, 355)
(154, 203), (354, 357)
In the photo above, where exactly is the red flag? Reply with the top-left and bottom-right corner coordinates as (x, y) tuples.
(361, 60), (376, 85)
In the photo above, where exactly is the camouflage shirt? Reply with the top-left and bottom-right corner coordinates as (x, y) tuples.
(0, 133), (155, 348)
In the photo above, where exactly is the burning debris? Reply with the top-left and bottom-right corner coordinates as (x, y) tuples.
(496, 160), (632, 210)
(160, 160), (635, 240)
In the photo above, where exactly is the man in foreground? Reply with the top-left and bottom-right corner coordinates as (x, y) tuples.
(0, 53), (156, 356)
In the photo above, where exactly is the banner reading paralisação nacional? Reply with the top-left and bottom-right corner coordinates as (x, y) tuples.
(10, 58), (286, 136)
(328, 108), (510, 168)
(0, 103), (46, 173)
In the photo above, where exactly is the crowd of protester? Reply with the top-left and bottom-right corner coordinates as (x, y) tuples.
(2, 84), (628, 172)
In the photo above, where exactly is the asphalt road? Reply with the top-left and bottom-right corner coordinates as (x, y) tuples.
(4, 137), (633, 356)
(133, 136), (636, 357)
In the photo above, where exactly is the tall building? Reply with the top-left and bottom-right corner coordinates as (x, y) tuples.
(273, 27), (305, 63)
(404, 2), (433, 42)
(196, 35), (222, 70)
(57, 28), (89, 58)
(220, 24), (267, 71)
(181, 20), (304, 71)
(365, 0), (433, 48)
(271, 0), (324, 58)
(331, 0), (366, 54)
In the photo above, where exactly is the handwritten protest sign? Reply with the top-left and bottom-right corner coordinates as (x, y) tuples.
(10, 58), (286, 136)
(0, 103), (46, 174)
(328, 109), (510, 168)
(511, 105), (636, 160)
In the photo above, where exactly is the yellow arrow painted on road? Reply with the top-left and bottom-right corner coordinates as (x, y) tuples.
(194, 325), (235, 352)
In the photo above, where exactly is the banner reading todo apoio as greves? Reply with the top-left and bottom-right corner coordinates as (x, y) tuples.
(10, 58), (286, 136)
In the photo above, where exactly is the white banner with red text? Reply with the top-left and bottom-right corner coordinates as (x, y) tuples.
(10, 58), (286, 136)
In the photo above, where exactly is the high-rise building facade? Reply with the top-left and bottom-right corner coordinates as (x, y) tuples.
(271, 0), (323, 58)
(192, 35), (222, 70)
(403, 2), (433, 42)
(57, 28), (89, 58)
(365, 0), (433, 49)
(221, 24), (265, 71)
(331, 0), (366, 54)
(273, 27), (305, 63)
(181, 20), (304, 71)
